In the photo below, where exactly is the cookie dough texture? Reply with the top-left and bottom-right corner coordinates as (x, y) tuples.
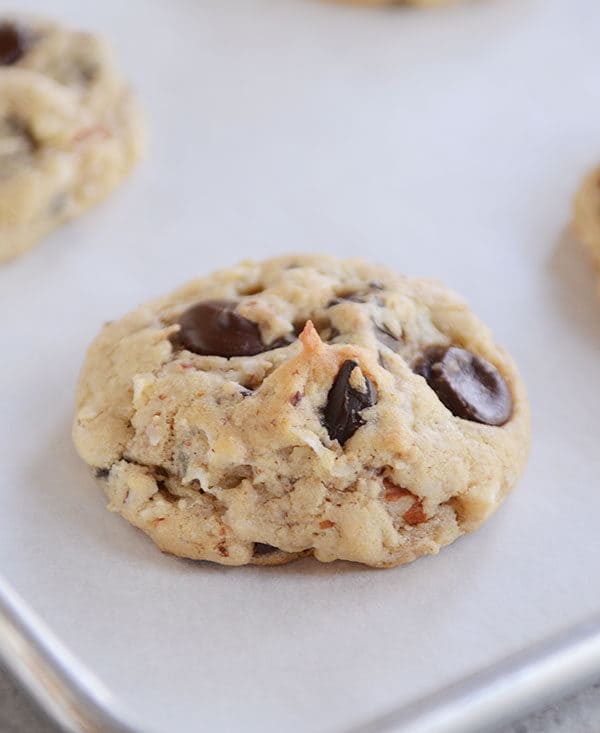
(574, 165), (600, 278)
(73, 255), (530, 568)
(0, 17), (143, 262)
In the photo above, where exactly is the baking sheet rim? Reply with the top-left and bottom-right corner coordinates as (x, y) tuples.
(1, 574), (600, 733)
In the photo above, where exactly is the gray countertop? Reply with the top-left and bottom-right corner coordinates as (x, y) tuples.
(1, 665), (599, 733)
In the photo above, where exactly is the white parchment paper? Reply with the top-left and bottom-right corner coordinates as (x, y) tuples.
(1, 0), (600, 731)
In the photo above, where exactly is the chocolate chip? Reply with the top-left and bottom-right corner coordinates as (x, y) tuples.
(79, 64), (98, 84)
(156, 481), (179, 504)
(175, 300), (271, 357)
(323, 360), (377, 445)
(93, 467), (110, 479)
(0, 23), (26, 65)
(414, 346), (512, 426)
(328, 293), (365, 306)
(270, 333), (297, 349)
(253, 543), (279, 556)
(327, 326), (341, 342)
(375, 324), (401, 352)
(346, 293), (367, 303)
(327, 290), (385, 308)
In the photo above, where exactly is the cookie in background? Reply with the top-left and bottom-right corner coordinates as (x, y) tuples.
(0, 17), (143, 262)
(331, 0), (463, 8)
(574, 164), (600, 286)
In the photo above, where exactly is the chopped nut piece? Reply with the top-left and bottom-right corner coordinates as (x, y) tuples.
(403, 501), (427, 526)
(290, 391), (303, 406)
(383, 477), (412, 502)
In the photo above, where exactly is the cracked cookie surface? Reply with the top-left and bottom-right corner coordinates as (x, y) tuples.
(0, 17), (143, 262)
(73, 255), (530, 568)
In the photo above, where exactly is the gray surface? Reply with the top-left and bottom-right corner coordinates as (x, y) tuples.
(0, 667), (62, 733)
(1, 666), (599, 733)
(495, 682), (600, 733)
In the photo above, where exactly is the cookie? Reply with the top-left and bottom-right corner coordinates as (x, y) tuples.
(0, 18), (143, 262)
(73, 255), (530, 568)
(332, 0), (460, 7)
(574, 165), (600, 278)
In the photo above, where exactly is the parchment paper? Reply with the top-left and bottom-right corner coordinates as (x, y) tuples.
(2, 0), (600, 731)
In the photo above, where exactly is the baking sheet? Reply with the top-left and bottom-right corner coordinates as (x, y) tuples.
(2, 0), (600, 732)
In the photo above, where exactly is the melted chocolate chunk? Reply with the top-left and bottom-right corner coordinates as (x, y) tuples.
(0, 23), (26, 66)
(175, 300), (291, 357)
(323, 360), (377, 446)
(375, 324), (401, 352)
(414, 346), (512, 426)
(253, 543), (279, 556)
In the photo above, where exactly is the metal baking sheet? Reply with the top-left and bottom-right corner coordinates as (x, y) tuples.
(2, 0), (600, 732)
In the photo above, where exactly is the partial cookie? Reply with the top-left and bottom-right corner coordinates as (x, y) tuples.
(73, 255), (530, 568)
(574, 165), (600, 277)
(332, 0), (461, 7)
(0, 18), (143, 262)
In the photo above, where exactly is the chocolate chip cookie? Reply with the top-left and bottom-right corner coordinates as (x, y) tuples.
(334, 0), (460, 7)
(73, 255), (530, 568)
(574, 165), (600, 281)
(0, 17), (143, 262)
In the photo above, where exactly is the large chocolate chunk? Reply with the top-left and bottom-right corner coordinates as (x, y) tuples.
(415, 346), (512, 426)
(0, 23), (26, 66)
(323, 360), (377, 446)
(176, 300), (294, 357)
(176, 300), (266, 357)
